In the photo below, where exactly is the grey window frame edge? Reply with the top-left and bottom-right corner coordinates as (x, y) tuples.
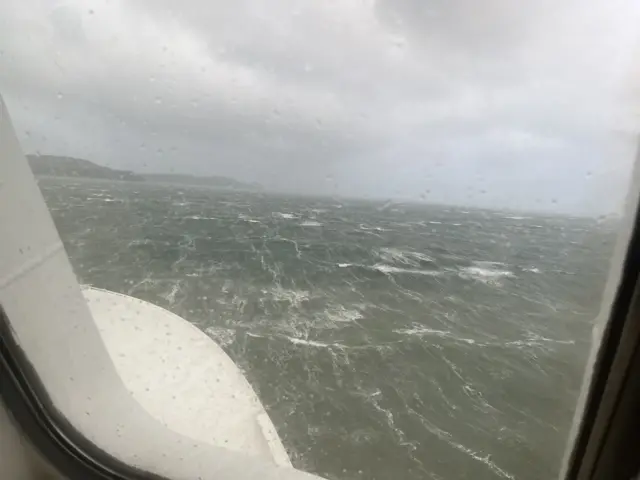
(0, 94), (323, 480)
(562, 141), (640, 480)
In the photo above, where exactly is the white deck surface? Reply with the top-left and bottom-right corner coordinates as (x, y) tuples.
(84, 287), (291, 467)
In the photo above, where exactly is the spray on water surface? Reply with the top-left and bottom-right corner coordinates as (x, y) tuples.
(39, 178), (615, 480)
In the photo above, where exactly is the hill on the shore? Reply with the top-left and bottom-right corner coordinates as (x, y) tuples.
(27, 154), (262, 191)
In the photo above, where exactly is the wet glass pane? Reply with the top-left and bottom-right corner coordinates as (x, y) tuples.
(2, 1), (640, 479)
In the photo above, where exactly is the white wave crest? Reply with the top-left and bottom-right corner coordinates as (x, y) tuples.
(460, 267), (514, 279)
(377, 247), (434, 266)
(472, 260), (508, 268)
(238, 214), (260, 223)
(373, 264), (442, 276)
(394, 325), (477, 344)
(323, 304), (363, 324)
(186, 215), (216, 220)
(284, 336), (331, 348)
(283, 336), (351, 350)
(274, 212), (297, 219)
(359, 224), (389, 232)
(459, 261), (514, 283)
(523, 266), (541, 273)
(447, 441), (515, 480)
(300, 220), (323, 227)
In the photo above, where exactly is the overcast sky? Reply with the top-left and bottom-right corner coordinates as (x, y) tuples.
(1, 0), (640, 214)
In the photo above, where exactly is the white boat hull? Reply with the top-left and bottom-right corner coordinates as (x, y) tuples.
(84, 287), (292, 467)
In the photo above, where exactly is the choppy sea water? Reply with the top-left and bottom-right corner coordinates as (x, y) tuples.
(38, 177), (616, 480)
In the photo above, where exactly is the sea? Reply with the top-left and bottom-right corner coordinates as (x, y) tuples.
(37, 177), (617, 480)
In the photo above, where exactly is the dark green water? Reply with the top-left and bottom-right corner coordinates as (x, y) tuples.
(38, 177), (615, 480)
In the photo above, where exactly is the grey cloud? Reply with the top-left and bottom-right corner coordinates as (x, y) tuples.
(1, 0), (639, 214)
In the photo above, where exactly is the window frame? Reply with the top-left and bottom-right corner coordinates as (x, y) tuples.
(563, 145), (640, 479)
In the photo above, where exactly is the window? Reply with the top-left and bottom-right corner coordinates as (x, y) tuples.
(2, 1), (640, 480)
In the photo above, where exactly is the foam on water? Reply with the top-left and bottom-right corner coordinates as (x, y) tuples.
(377, 247), (435, 266)
(447, 441), (515, 480)
(322, 304), (363, 324)
(336, 261), (443, 276)
(274, 212), (297, 219)
(205, 326), (236, 348)
(523, 267), (542, 273)
(366, 391), (411, 448)
(459, 266), (514, 279)
(459, 261), (515, 283)
(394, 325), (478, 345)
(472, 260), (509, 268)
(263, 286), (311, 307)
(128, 239), (153, 247)
(284, 336), (332, 348)
(162, 283), (182, 305)
(359, 224), (389, 232)
(372, 264), (443, 276)
(239, 214), (260, 223)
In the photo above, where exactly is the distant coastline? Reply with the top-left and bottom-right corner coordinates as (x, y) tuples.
(27, 154), (262, 191)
